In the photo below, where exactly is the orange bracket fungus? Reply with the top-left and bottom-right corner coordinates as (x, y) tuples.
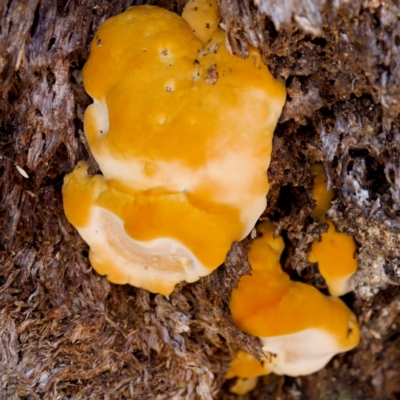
(62, 0), (286, 295)
(227, 222), (360, 386)
(308, 164), (358, 296)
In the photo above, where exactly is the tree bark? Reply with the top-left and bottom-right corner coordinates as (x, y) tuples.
(1, 0), (399, 399)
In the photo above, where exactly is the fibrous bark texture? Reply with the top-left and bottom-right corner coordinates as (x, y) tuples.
(0, 0), (399, 399)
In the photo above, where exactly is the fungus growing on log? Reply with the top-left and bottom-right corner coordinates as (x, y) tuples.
(227, 222), (360, 389)
(308, 164), (358, 296)
(62, 0), (286, 294)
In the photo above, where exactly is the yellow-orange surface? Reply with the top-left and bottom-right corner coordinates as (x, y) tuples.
(228, 222), (360, 379)
(62, 0), (286, 294)
(309, 164), (358, 296)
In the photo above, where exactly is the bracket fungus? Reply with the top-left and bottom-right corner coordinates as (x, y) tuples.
(308, 164), (358, 296)
(227, 222), (360, 387)
(62, 0), (286, 294)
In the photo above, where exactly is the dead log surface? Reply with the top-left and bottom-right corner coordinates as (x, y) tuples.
(0, 0), (399, 399)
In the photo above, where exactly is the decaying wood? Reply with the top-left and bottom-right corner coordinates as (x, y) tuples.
(0, 0), (400, 399)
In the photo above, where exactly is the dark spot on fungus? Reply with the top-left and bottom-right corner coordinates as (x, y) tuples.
(194, 6), (198, 10)
(206, 23), (210, 29)
(347, 327), (353, 337)
(166, 86), (172, 92)
(96, 38), (102, 46)
(205, 63), (218, 85)
(161, 49), (168, 56)
(194, 59), (199, 65)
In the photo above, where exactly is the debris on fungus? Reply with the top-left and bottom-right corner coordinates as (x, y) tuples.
(62, 0), (286, 295)
(227, 222), (360, 392)
(308, 164), (359, 296)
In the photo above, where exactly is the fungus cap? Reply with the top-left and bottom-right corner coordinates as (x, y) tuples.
(62, 1), (286, 294)
(309, 164), (358, 296)
(228, 222), (360, 378)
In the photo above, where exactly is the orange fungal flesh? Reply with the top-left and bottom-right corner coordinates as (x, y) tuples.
(228, 377), (259, 396)
(309, 164), (358, 296)
(62, 1), (286, 294)
(226, 350), (270, 379)
(182, 0), (220, 45)
(228, 222), (360, 380)
(310, 164), (334, 220)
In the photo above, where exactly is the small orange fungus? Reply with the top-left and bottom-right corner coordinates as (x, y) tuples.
(309, 164), (358, 296)
(227, 222), (360, 385)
